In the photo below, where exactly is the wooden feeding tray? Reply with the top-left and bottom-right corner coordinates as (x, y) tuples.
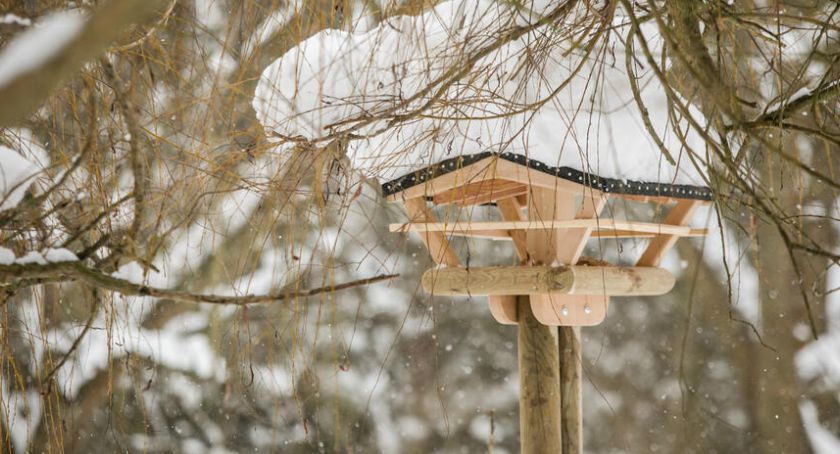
(383, 152), (713, 326)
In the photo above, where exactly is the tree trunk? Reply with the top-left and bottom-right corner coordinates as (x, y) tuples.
(752, 150), (810, 453)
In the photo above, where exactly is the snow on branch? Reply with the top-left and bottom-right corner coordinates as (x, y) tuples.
(253, 0), (708, 185)
(0, 0), (170, 126)
(0, 145), (44, 211)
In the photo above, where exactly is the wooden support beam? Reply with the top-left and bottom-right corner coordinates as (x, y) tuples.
(637, 200), (700, 267)
(496, 197), (528, 261)
(421, 266), (675, 296)
(529, 294), (607, 326)
(525, 187), (573, 264)
(447, 229), (703, 240)
(402, 198), (460, 267)
(555, 194), (608, 268)
(518, 295), (563, 453)
(447, 229), (514, 240)
(590, 230), (658, 239)
(389, 219), (706, 237)
(488, 196), (529, 324)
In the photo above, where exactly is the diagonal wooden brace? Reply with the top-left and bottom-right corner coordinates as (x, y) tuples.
(637, 200), (700, 267)
(403, 198), (460, 267)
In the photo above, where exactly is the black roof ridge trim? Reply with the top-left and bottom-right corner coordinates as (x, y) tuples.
(381, 152), (714, 201)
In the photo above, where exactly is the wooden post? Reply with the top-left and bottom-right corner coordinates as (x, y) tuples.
(560, 326), (582, 454)
(523, 187), (570, 452)
(525, 187), (592, 454)
(556, 192), (604, 454)
(518, 294), (562, 453)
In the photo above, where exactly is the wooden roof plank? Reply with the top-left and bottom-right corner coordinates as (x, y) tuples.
(432, 178), (528, 206)
(386, 158), (499, 202)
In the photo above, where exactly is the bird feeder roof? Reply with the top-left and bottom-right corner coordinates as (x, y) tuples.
(382, 152), (714, 201)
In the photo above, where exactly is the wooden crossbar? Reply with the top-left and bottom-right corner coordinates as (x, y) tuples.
(422, 266), (676, 297)
(446, 229), (697, 240)
(389, 219), (707, 236)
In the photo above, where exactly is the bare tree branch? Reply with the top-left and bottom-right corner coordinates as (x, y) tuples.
(0, 261), (398, 306)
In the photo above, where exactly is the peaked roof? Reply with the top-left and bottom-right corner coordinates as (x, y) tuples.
(382, 152), (714, 201)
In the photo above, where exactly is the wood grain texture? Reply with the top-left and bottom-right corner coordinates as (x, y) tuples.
(530, 293), (608, 326)
(521, 187), (580, 454)
(421, 266), (675, 296)
(532, 188), (587, 454)
(496, 159), (599, 196)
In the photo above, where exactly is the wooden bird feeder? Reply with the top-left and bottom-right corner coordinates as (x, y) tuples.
(382, 151), (712, 452)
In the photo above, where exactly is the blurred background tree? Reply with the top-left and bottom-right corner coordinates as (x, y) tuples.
(0, 0), (837, 453)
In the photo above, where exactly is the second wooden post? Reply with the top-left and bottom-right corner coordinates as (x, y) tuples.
(560, 326), (582, 454)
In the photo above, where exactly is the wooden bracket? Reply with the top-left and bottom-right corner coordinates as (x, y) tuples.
(531, 294), (608, 327)
(488, 294), (518, 325)
(527, 188), (610, 326)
